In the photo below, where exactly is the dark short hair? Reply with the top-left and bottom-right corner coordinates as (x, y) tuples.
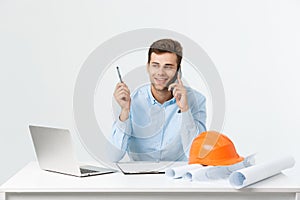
(147, 39), (183, 69)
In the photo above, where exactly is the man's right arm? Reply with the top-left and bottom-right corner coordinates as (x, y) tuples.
(111, 116), (132, 151)
(111, 82), (132, 161)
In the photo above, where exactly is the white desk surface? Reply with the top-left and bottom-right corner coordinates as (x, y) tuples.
(1, 162), (300, 193)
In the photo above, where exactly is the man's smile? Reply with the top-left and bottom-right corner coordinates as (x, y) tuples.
(154, 77), (168, 85)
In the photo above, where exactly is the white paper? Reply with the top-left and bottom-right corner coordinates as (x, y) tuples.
(206, 154), (256, 179)
(117, 161), (186, 174)
(183, 166), (212, 181)
(165, 164), (202, 178)
(229, 155), (295, 189)
(165, 154), (255, 180)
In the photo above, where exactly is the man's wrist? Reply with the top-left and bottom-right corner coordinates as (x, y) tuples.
(119, 108), (130, 121)
(180, 106), (189, 113)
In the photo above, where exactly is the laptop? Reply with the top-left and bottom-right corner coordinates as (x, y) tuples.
(29, 125), (117, 177)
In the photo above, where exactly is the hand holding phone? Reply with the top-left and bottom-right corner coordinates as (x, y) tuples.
(168, 68), (189, 113)
(167, 68), (182, 91)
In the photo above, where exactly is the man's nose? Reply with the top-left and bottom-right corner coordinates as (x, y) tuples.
(157, 67), (166, 75)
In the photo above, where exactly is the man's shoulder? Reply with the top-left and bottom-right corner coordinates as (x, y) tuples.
(131, 83), (151, 98)
(186, 86), (206, 100)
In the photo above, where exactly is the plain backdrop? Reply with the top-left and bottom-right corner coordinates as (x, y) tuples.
(1, 0), (300, 184)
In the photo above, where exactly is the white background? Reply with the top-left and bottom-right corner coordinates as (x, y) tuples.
(1, 0), (300, 184)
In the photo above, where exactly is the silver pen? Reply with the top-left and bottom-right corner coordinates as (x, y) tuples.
(116, 66), (126, 101)
(116, 66), (123, 83)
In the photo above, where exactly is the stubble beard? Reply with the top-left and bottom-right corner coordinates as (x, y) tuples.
(151, 83), (168, 92)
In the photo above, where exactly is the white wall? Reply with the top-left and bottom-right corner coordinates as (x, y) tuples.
(1, 0), (300, 184)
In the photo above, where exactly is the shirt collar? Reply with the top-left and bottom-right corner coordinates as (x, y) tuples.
(147, 85), (176, 106)
(147, 85), (157, 105)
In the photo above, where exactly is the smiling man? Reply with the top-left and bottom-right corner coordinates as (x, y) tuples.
(111, 39), (206, 161)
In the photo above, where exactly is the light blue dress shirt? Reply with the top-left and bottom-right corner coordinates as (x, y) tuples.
(111, 84), (206, 162)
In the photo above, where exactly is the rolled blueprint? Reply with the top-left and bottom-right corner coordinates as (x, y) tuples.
(183, 166), (212, 181)
(206, 154), (256, 179)
(165, 154), (256, 180)
(229, 155), (295, 189)
(165, 164), (202, 178)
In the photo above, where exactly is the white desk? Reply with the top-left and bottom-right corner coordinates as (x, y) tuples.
(1, 162), (300, 200)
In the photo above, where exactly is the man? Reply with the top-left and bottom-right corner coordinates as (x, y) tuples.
(112, 39), (206, 161)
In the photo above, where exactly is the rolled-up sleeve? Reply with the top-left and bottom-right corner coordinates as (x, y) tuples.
(111, 116), (132, 160)
(181, 93), (206, 157)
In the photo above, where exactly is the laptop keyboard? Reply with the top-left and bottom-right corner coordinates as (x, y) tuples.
(80, 168), (98, 174)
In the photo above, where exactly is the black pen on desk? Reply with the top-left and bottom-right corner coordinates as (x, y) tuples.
(116, 66), (123, 83)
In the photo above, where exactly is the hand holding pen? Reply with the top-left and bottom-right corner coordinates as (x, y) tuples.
(114, 66), (131, 121)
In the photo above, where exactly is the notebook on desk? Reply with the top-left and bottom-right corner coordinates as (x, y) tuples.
(29, 125), (117, 177)
(116, 161), (186, 174)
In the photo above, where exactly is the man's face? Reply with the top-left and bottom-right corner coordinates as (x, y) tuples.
(147, 52), (178, 92)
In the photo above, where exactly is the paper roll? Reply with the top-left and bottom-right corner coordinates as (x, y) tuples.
(206, 154), (256, 179)
(165, 164), (202, 178)
(183, 166), (212, 181)
(229, 155), (295, 189)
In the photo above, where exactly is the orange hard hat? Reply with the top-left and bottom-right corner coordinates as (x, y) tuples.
(189, 131), (244, 166)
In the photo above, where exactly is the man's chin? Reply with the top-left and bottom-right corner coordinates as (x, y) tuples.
(152, 84), (168, 92)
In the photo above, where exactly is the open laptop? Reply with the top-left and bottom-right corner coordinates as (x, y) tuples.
(29, 125), (117, 177)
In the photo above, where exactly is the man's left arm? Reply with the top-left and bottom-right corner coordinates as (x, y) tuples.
(169, 74), (207, 157)
(180, 95), (206, 156)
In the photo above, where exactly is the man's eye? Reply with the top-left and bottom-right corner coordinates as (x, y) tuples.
(151, 64), (158, 68)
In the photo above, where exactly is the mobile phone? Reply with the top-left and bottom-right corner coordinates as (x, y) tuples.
(167, 67), (182, 88)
